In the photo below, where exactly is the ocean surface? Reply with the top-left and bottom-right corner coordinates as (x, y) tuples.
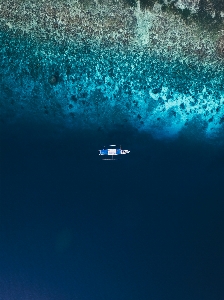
(1, 119), (224, 300)
(1, 1), (224, 299)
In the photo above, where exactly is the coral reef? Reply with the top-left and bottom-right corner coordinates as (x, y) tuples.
(0, 0), (223, 140)
(217, 35), (224, 57)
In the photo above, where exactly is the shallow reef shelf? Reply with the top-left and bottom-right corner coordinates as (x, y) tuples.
(0, 0), (224, 140)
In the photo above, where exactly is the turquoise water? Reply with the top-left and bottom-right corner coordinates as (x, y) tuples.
(1, 4), (224, 299)
(1, 26), (224, 140)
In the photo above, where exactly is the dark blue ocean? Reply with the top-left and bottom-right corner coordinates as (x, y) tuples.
(1, 120), (224, 300)
(1, 1), (224, 299)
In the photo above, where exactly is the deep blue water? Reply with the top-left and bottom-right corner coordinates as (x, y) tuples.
(1, 121), (224, 300)
(1, 4), (224, 298)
